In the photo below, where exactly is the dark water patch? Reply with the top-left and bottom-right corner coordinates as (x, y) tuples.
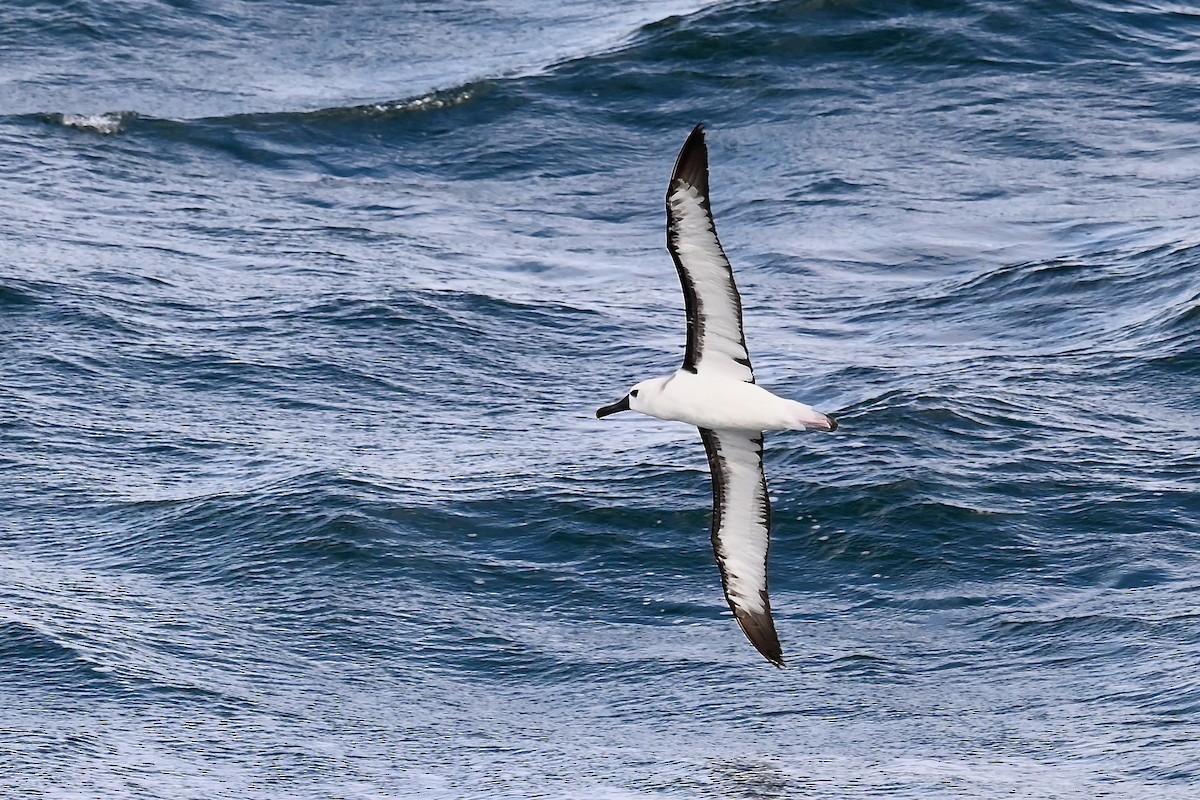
(88, 469), (411, 575)
(609, 1), (994, 74)
(826, 650), (898, 678)
(0, 619), (116, 693)
(536, 0), (1200, 137)
(0, 575), (269, 710)
(0, 281), (45, 309)
(795, 480), (1042, 581)
(78, 467), (685, 636)
(849, 240), (1200, 358)
(81, 84), (498, 172)
(215, 85), (497, 148)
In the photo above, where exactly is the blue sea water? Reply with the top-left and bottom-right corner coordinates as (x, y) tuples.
(3, 0), (1200, 797)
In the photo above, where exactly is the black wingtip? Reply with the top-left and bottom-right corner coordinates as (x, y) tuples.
(734, 607), (785, 668)
(670, 123), (709, 197)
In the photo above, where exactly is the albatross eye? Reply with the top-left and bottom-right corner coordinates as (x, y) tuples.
(630, 389), (639, 397)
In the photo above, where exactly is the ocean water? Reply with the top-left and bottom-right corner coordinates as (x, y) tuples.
(3, 0), (1200, 797)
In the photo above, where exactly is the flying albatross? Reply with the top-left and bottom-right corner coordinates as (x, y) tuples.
(596, 124), (838, 667)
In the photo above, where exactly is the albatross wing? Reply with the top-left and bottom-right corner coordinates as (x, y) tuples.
(699, 427), (782, 666)
(666, 124), (755, 384)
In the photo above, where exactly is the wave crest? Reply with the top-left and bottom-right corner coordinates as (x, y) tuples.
(49, 111), (134, 135)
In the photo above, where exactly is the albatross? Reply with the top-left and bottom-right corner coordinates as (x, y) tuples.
(596, 124), (838, 667)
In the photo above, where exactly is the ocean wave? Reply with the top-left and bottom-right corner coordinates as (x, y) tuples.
(0, 618), (108, 688)
(16, 0), (1196, 152)
(20, 0), (1067, 136)
(28, 85), (484, 144)
(29, 0), (1189, 151)
(218, 85), (487, 128)
(5, 0), (744, 120)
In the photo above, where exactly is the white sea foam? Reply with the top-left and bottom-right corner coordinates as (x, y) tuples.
(368, 89), (475, 116)
(57, 112), (129, 135)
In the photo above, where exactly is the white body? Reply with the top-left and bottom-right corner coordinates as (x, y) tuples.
(632, 371), (833, 433)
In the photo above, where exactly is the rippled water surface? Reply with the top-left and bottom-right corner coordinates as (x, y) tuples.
(3, 1), (1200, 797)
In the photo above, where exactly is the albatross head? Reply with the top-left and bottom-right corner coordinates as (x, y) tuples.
(595, 377), (666, 419)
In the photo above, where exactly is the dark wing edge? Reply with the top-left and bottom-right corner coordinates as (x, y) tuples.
(699, 427), (783, 668)
(672, 123), (711, 206)
(665, 124), (753, 380)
